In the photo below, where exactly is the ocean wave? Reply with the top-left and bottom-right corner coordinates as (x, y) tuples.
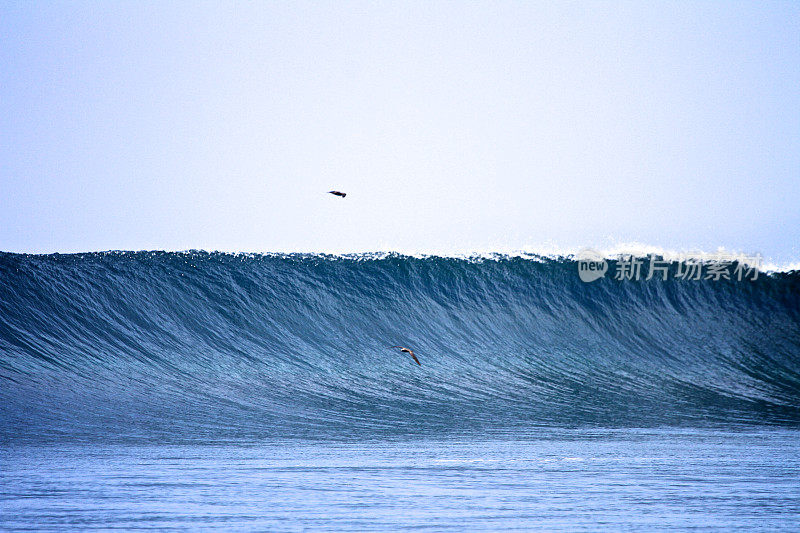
(1, 251), (798, 442)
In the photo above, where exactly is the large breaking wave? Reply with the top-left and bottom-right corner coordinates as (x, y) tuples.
(1, 251), (799, 442)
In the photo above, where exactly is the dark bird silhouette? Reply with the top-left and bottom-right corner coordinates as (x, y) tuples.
(390, 346), (421, 366)
(328, 190), (347, 198)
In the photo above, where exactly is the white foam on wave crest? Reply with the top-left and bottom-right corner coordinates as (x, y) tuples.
(218, 241), (799, 272)
(34, 242), (800, 273)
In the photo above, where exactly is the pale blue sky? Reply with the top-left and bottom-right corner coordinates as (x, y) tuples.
(2, 1), (799, 261)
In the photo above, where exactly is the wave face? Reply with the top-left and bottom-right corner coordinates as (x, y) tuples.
(1, 251), (799, 442)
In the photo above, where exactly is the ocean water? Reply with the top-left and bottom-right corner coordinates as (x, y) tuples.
(1, 251), (799, 530)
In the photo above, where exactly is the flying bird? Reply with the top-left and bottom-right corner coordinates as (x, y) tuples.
(390, 346), (421, 366)
(328, 190), (347, 198)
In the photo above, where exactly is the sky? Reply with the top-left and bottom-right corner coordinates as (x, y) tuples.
(1, 1), (799, 262)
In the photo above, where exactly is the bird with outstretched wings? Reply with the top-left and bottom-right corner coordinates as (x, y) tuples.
(390, 346), (421, 366)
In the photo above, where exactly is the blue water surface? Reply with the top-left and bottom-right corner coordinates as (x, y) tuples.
(2, 428), (798, 531)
